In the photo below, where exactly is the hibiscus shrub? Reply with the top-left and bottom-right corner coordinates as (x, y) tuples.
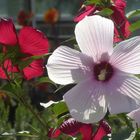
(0, 0), (140, 140)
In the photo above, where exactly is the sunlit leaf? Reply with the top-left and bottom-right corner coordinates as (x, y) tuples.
(53, 102), (69, 117)
(129, 20), (140, 32)
(97, 8), (113, 16)
(31, 53), (52, 59)
(126, 9), (140, 19)
(84, 0), (101, 5)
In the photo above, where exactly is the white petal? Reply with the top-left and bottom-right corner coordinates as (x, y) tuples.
(118, 75), (140, 103)
(75, 15), (114, 62)
(40, 101), (58, 108)
(63, 78), (107, 123)
(18, 131), (30, 134)
(106, 70), (140, 105)
(107, 92), (139, 114)
(47, 46), (93, 85)
(110, 36), (140, 74)
(128, 108), (140, 124)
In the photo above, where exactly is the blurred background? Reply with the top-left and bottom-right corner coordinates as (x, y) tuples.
(0, 0), (139, 47)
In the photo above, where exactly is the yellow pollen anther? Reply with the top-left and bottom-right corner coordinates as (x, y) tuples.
(98, 69), (106, 81)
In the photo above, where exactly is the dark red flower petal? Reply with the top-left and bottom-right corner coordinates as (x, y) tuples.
(113, 0), (126, 10)
(59, 118), (93, 140)
(112, 12), (131, 42)
(18, 26), (49, 56)
(59, 118), (82, 136)
(92, 120), (111, 140)
(111, 0), (131, 42)
(79, 124), (93, 140)
(48, 128), (61, 138)
(0, 59), (19, 79)
(0, 18), (18, 46)
(47, 118), (94, 140)
(74, 5), (96, 22)
(113, 19), (131, 42)
(22, 59), (44, 80)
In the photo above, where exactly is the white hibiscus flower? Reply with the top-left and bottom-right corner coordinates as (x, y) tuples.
(46, 15), (140, 123)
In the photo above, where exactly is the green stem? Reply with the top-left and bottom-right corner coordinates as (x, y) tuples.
(12, 85), (51, 139)
(17, 93), (47, 129)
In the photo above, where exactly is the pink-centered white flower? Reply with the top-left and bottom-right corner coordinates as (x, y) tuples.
(47, 15), (140, 123)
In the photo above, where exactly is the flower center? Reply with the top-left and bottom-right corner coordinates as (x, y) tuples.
(93, 61), (113, 82)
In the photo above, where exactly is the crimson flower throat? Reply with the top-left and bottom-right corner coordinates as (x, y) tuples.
(94, 61), (114, 82)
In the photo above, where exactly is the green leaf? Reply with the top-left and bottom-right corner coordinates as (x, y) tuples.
(74, 44), (80, 51)
(118, 113), (133, 130)
(5, 46), (20, 60)
(53, 102), (69, 117)
(84, 0), (101, 5)
(129, 20), (140, 32)
(31, 53), (52, 59)
(102, 135), (111, 140)
(112, 127), (133, 140)
(124, 131), (136, 140)
(60, 36), (76, 44)
(0, 131), (38, 138)
(126, 9), (140, 19)
(1, 83), (16, 95)
(0, 53), (5, 63)
(18, 58), (34, 70)
(96, 8), (113, 16)
(35, 76), (57, 87)
(18, 53), (51, 70)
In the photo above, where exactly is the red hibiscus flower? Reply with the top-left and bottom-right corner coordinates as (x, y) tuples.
(0, 59), (19, 79)
(48, 118), (111, 140)
(92, 120), (111, 140)
(0, 18), (18, 46)
(0, 18), (49, 80)
(74, 0), (131, 42)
